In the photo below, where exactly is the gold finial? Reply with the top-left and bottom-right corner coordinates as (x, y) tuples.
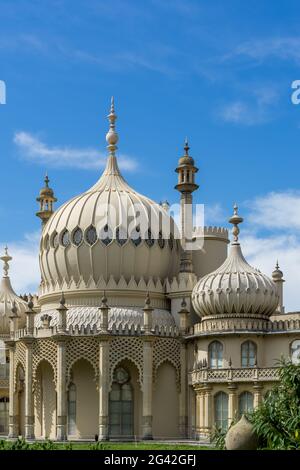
(106, 96), (119, 156)
(229, 204), (244, 243)
(1, 246), (12, 277)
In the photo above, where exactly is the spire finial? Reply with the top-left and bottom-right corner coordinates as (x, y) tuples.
(1, 246), (12, 277)
(45, 173), (49, 187)
(228, 204), (244, 243)
(106, 96), (119, 156)
(184, 137), (189, 155)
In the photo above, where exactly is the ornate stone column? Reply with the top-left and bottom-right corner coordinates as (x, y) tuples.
(142, 293), (154, 440)
(142, 338), (154, 440)
(24, 338), (35, 439)
(253, 382), (263, 408)
(98, 294), (110, 441)
(203, 385), (212, 437)
(228, 383), (237, 427)
(195, 387), (204, 439)
(179, 339), (187, 437)
(55, 338), (67, 440)
(98, 337), (110, 441)
(7, 341), (18, 438)
(55, 295), (69, 441)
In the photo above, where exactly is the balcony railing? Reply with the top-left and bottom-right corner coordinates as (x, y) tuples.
(189, 367), (279, 385)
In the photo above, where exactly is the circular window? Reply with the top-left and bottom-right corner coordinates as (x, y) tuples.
(158, 231), (165, 249)
(100, 224), (113, 246)
(116, 226), (127, 246)
(168, 233), (174, 250)
(114, 367), (129, 385)
(52, 232), (59, 249)
(61, 230), (70, 247)
(73, 227), (83, 246)
(86, 226), (97, 246)
(130, 226), (141, 246)
(146, 229), (154, 247)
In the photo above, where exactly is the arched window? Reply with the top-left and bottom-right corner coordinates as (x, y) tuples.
(239, 392), (254, 417)
(0, 397), (9, 435)
(241, 341), (257, 368)
(214, 392), (228, 431)
(109, 367), (133, 438)
(208, 341), (223, 369)
(68, 383), (76, 436)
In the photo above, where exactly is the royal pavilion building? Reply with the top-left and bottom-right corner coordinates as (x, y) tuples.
(0, 99), (300, 442)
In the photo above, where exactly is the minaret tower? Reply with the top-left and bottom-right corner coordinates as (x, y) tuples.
(36, 174), (57, 226)
(272, 261), (285, 314)
(175, 139), (199, 272)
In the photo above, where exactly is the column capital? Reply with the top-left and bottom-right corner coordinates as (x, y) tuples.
(253, 381), (263, 391)
(227, 383), (237, 392)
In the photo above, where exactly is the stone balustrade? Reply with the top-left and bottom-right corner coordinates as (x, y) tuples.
(189, 317), (300, 336)
(189, 367), (279, 385)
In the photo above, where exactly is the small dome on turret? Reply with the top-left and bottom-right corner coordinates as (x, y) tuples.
(192, 205), (279, 319)
(272, 261), (284, 281)
(39, 175), (55, 198)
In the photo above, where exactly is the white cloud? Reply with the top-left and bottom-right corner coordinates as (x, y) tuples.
(218, 86), (279, 125)
(246, 191), (300, 230)
(14, 131), (138, 171)
(0, 232), (40, 295)
(225, 37), (300, 64)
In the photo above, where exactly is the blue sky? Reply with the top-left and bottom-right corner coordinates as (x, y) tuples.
(1, 0), (300, 310)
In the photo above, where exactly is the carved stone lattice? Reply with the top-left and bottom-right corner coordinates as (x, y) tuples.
(109, 337), (143, 389)
(153, 338), (181, 387)
(32, 339), (57, 387)
(14, 341), (26, 389)
(66, 337), (99, 386)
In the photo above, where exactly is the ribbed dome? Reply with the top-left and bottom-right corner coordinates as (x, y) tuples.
(192, 206), (279, 319)
(0, 248), (26, 333)
(39, 100), (179, 298)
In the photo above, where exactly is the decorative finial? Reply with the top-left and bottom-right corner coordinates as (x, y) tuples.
(59, 292), (66, 307)
(272, 260), (283, 281)
(184, 138), (190, 156)
(276, 260), (280, 270)
(145, 291), (151, 307)
(27, 294), (34, 311)
(1, 246), (12, 277)
(229, 204), (244, 243)
(106, 96), (119, 156)
(101, 290), (108, 307)
(45, 173), (49, 187)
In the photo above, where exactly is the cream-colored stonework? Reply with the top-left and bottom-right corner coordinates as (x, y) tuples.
(0, 99), (300, 441)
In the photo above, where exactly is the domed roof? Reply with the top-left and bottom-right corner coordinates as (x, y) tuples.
(39, 99), (179, 298)
(192, 205), (279, 319)
(0, 247), (26, 333)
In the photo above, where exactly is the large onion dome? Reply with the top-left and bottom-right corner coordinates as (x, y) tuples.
(192, 205), (279, 319)
(0, 247), (26, 333)
(39, 99), (180, 300)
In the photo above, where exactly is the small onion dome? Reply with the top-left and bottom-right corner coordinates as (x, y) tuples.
(192, 205), (279, 319)
(178, 138), (195, 166)
(39, 174), (55, 198)
(272, 261), (284, 281)
(0, 247), (26, 333)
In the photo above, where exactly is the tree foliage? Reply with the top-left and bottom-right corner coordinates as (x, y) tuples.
(250, 359), (300, 449)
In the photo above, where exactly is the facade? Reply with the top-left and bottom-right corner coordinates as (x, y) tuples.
(1, 99), (300, 441)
